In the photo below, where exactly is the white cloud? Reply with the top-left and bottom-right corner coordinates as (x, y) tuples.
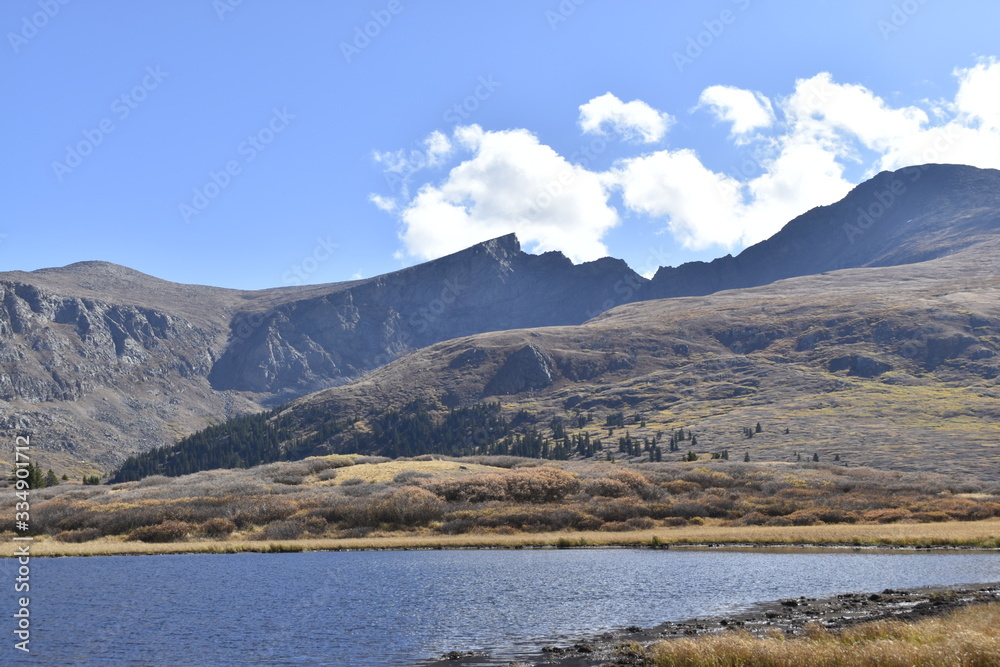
(698, 85), (774, 136)
(372, 130), (453, 197)
(368, 193), (396, 212)
(609, 62), (1000, 250)
(954, 58), (1000, 132)
(579, 92), (671, 143)
(398, 125), (619, 262)
(610, 149), (746, 248)
(373, 62), (1000, 266)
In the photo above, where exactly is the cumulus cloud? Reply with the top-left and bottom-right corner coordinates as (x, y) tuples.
(372, 60), (1000, 264)
(397, 125), (619, 262)
(698, 85), (775, 136)
(368, 193), (396, 213)
(579, 92), (672, 143)
(372, 130), (453, 196)
(608, 60), (1000, 250)
(955, 58), (1000, 132)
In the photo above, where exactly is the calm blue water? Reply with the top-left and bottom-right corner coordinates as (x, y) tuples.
(1, 548), (998, 666)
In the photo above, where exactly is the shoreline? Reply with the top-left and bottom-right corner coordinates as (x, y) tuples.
(421, 582), (1000, 666)
(9, 518), (1000, 557)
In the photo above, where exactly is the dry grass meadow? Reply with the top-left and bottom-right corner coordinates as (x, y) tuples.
(6, 454), (1000, 556)
(645, 603), (1000, 667)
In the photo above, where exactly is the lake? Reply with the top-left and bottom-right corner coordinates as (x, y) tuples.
(3, 548), (999, 665)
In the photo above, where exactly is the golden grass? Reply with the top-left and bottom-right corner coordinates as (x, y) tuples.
(19, 518), (1000, 557)
(334, 460), (505, 484)
(649, 603), (1000, 667)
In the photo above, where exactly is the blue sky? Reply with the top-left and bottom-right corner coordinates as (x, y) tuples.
(5, 1), (1000, 289)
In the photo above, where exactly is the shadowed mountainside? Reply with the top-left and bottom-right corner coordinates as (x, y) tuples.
(646, 164), (1000, 298)
(0, 237), (643, 472)
(3, 163), (999, 475)
(277, 237), (1000, 481)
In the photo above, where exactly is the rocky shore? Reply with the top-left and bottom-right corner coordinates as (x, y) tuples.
(425, 582), (1000, 666)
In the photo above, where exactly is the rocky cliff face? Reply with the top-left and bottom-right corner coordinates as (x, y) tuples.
(4, 164), (1000, 474)
(0, 282), (218, 400)
(0, 275), (258, 472)
(207, 234), (646, 398)
(0, 236), (645, 471)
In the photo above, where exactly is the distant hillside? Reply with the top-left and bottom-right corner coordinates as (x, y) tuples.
(242, 237), (1000, 482)
(207, 234), (645, 398)
(646, 164), (1000, 298)
(0, 235), (642, 473)
(5, 163), (1000, 476)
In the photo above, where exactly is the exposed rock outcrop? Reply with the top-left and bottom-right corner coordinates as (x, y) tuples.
(483, 344), (553, 396)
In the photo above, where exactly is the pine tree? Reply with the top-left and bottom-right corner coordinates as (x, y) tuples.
(755, 422), (762, 433)
(812, 452), (820, 462)
(44, 469), (59, 487)
(744, 451), (750, 462)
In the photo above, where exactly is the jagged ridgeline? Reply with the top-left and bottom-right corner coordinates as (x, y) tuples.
(111, 401), (569, 482)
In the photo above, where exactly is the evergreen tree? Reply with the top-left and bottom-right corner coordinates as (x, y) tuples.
(755, 422), (762, 433)
(744, 451), (750, 462)
(44, 469), (59, 487)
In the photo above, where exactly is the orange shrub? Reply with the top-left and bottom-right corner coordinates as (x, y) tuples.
(504, 468), (580, 503)
(663, 480), (701, 495)
(127, 520), (191, 543)
(584, 478), (633, 498)
(862, 508), (912, 523)
(197, 518), (236, 538)
(433, 467), (580, 503)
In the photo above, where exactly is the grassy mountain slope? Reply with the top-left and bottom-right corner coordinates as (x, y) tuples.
(274, 238), (1000, 481)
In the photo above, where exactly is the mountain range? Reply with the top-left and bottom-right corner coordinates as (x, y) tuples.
(2, 163), (998, 479)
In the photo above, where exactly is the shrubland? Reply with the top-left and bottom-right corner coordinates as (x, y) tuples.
(8, 455), (1000, 548)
